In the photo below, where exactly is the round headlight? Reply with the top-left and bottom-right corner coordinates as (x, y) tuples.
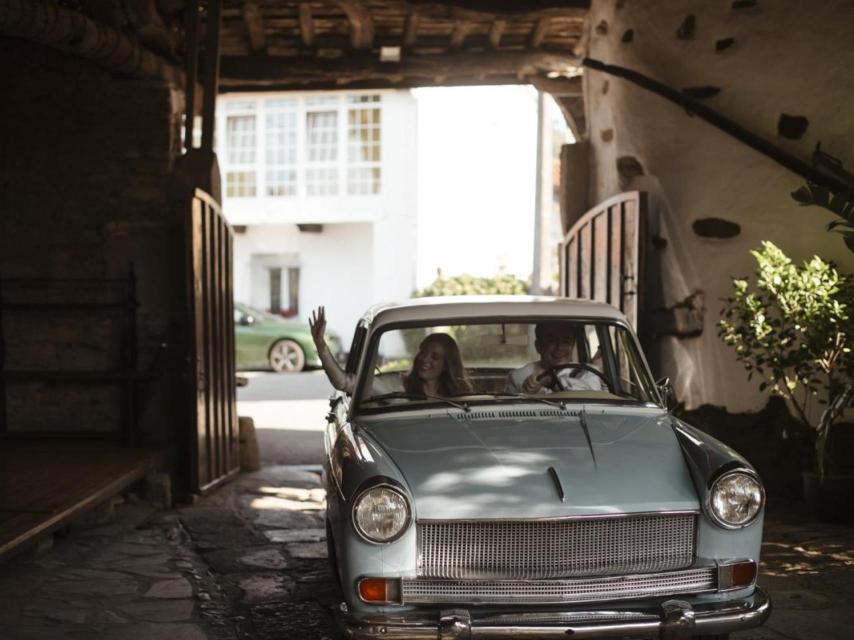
(353, 485), (411, 543)
(709, 471), (764, 528)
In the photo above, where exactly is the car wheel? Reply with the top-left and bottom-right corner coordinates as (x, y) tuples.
(268, 339), (306, 373)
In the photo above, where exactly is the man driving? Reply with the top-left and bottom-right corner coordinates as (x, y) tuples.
(505, 322), (607, 394)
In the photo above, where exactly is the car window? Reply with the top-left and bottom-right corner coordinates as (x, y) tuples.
(356, 320), (658, 412)
(608, 325), (657, 403)
(345, 322), (367, 374)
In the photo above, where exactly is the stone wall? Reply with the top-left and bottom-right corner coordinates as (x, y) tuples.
(0, 41), (189, 457)
(582, 0), (854, 413)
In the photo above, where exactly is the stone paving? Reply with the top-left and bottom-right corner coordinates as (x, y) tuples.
(1, 467), (852, 639)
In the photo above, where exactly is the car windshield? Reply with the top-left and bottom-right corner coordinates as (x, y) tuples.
(356, 319), (659, 411)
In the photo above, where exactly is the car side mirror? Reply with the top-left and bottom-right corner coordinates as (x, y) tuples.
(239, 314), (254, 326)
(656, 377), (676, 411)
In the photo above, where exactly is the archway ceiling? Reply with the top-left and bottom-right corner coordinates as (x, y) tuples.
(217, 0), (588, 100)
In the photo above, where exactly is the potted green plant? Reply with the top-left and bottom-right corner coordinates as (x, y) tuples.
(719, 242), (854, 521)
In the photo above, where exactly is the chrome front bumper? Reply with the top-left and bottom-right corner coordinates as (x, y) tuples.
(335, 587), (770, 639)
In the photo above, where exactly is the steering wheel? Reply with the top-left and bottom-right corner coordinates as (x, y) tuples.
(536, 362), (609, 392)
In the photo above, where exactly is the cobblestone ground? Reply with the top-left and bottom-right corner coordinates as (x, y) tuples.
(1, 470), (852, 639)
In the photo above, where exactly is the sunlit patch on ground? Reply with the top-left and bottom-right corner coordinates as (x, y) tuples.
(762, 536), (854, 577)
(249, 486), (327, 512)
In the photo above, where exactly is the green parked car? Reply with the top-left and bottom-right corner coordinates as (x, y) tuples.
(234, 303), (339, 372)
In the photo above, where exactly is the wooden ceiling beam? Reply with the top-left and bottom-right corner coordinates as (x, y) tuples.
(407, 1), (589, 19)
(249, 33), (581, 56)
(298, 3), (315, 47)
(403, 11), (421, 47)
(333, 0), (375, 49)
(449, 21), (475, 49)
(220, 50), (581, 86)
(220, 73), (548, 93)
(242, 0), (266, 52)
(488, 19), (506, 48)
(529, 17), (550, 48)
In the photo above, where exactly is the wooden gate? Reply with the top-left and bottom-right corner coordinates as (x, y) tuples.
(559, 191), (647, 328)
(186, 189), (239, 493)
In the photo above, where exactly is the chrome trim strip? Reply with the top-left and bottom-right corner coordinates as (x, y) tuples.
(401, 567), (717, 605)
(415, 509), (700, 524)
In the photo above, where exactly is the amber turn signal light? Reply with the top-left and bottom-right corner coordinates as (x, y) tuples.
(358, 577), (401, 604)
(718, 560), (757, 590)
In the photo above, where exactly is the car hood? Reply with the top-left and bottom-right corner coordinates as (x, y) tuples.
(359, 406), (699, 520)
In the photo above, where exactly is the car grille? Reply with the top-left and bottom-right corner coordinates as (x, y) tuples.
(401, 566), (717, 605)
(417, 513), (696, 580)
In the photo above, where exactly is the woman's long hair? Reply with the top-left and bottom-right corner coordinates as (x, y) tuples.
(404, 333), (473, 397)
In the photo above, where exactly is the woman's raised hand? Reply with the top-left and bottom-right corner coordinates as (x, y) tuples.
(309, 306), (327, 351)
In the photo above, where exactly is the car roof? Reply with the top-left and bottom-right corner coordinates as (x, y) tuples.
(361, 295), (628, 329)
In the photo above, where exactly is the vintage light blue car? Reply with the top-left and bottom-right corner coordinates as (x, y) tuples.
(323, 297), (770, 639)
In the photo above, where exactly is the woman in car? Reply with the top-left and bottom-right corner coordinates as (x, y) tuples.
(310, 306), (472, 398)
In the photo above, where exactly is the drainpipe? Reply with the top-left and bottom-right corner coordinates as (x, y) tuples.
(532, 90), (545, 295)
(0, 0), (184, 87)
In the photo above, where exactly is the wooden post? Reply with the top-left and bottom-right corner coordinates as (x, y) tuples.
(201, 0), (222, 154)
(0, 272), (6, 434)
(183, 0), (200, 152)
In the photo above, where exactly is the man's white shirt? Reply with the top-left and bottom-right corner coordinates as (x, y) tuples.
(504, 361), (605, 394)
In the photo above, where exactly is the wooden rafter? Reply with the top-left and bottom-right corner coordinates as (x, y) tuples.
(488, 19), (506, 48)
(298, 3), (315, 47)
(0, 0), (184, 86)
(242, 0), (266, 52)
(220, 50), (580, 87)
(333, 0), (375, 49)
(403, 11), (421, 47)
(529, 17), (550, 48)
(449, 21), (474, 48)
(408, 0), (589, 19)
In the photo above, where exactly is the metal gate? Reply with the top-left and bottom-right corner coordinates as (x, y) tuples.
(187, 189), (239, 493)
(560, 191), (647, 328)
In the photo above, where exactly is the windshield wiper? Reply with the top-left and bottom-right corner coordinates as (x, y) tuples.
(485, 392), (568, 411)
(364, 391), (471, 412)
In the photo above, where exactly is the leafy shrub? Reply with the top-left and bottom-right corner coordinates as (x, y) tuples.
(413, 272), (529, 298)
(719, 242), (853, 476)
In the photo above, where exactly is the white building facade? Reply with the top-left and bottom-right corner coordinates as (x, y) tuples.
(217, 90), (418, 339)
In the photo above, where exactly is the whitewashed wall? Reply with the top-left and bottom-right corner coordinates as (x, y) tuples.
(584, 0), (854, 412)
(232, 223), (374, 340)
(221, 89), (418, 342)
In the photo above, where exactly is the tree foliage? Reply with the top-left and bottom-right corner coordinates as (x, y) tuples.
(413, 272), (529, 298)
(718, 242), (854, 476)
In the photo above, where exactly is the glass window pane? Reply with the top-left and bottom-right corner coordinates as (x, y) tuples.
(226, 171), (256, 198)
(226, 115), (256, 165)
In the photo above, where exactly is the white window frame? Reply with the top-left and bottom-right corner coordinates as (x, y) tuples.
(222, 101), (259, 198)
(217, 92), (384, 200)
